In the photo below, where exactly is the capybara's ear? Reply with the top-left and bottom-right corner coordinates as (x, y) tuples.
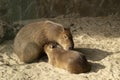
(63, 27), (70, 31)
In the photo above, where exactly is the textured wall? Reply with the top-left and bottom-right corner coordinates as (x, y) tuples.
(0, 0), (120, 21)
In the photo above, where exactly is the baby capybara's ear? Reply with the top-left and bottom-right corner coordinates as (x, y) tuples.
(49, 42), (63, 49)
(50, 44), (56, 48)
(49, 42), (58, 49)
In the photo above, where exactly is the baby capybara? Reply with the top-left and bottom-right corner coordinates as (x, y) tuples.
(44, 42), (91, 74)
(14, 20), (74, 63)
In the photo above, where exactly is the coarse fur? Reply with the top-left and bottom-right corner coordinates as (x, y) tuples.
(14, 20), (74, 63)
(44, 42), (91, 74)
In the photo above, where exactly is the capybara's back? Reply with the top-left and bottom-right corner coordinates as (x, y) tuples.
(14, 20), (74, 63)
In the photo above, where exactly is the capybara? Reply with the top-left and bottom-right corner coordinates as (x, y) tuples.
(44, 42), (91, 74)
(14, 20), (74, 63)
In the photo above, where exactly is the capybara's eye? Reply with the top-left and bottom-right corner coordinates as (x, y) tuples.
(63, 35), (68, 39)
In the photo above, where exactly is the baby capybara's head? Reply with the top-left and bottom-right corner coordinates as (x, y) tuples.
(57, 27), (74, 50)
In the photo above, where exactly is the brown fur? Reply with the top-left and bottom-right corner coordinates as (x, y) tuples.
(14, 21), (74, 63)
(44, 43), (91, 74)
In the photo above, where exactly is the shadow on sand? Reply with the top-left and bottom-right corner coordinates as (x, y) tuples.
(74, 48), (112, 61)
(74, 48), (113, 72)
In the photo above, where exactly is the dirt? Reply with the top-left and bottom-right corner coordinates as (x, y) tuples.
(0, 16), (120, 80)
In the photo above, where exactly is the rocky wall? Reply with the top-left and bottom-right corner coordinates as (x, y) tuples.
(0, 0), (120, 21)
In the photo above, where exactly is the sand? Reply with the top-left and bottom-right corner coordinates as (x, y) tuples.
(0, 16), (120, 80)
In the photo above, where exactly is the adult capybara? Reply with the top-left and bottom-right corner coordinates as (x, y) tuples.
(14, 20), (74, 63)
(44, 42), (91, 74)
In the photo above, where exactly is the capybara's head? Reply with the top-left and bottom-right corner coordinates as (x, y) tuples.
(45, 21), (74, 50)
(44, 42), (91, 74)
(57, 27), (74, 50)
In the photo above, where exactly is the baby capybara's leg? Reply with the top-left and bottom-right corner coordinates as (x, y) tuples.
(22, 42), (40, 63)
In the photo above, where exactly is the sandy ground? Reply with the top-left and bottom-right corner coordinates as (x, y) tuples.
(0, 16), (120, 80)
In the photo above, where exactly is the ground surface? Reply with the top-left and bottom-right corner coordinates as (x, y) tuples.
(0, 16), (120, 80)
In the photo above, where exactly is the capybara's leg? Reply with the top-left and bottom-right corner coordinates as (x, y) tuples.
(23, 42), (40, 63)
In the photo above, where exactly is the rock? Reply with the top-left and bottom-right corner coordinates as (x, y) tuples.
(0, 20), (24, 44)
